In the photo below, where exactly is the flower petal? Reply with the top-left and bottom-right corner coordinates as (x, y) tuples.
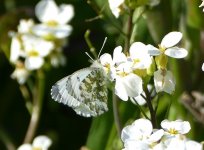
(165, 47), (188, 58)
(25, 57), (44, 70)
(115, 77), (129, 101)
(122, 74), (143, 98)
(108, 0), (124, 18)
(57, 4), (74, 24)
(10, 36), (22, 63)
(33, 135), (52, 150)
(148, 129), (164, 143)
(154, 70), (175, 94)
(186, 140), (203, 150)
(35, 0), (58, 23)
(147, 44), (161, 56)
(202, 63), (204, 71)
(17, 144), (32, 150)
(161, 32), (182, 48)
(99, 53), (113, 66)
(32, 24), (73, 39)
(113, 46), (126, 65)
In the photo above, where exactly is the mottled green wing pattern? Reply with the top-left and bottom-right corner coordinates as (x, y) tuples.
(51, 67), (108, 117)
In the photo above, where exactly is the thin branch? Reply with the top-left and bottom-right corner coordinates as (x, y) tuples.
(112, 91), (122, 137)
(124, 9), (133, 53)
(143, 85), (157, 128)
(23, 70), (45, 143)
(0, 128), (15, 150)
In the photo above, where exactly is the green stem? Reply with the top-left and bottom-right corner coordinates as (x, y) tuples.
(84, 30), (97, 59)
(143, 85), (157, 128)
(0, 127), (15, 150)
(23, 70), (45, 143)
(112, 91), (122, 137)
(124, 10), (133, 53)
(19, 85), (32, 115)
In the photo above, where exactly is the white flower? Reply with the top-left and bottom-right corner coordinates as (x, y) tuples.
(161, 119), (191, 135)
(108, 0), (124, 18)
(22, 35), (54, 70)
(18, 135), (52, 150)
(154, 69), (175, 94)
(33, 0), (74, 39)
(202, 63), (204, 71)
(100, 45), (143, 101)
(129, 42), (152, 70)
(11, 62), (29, 84)
(121, 118), (164, 150)
(148, 32), (188, 59)
(100, 46), (127, 80)
(17, 19), (34, 34)
(114, 62), (143, 101)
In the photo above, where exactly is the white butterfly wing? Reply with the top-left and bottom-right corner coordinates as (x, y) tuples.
(51, 67), (108, 117)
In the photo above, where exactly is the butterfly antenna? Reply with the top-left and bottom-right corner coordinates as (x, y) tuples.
(85, 52), (94, 62)
(98, 37), (107, 58)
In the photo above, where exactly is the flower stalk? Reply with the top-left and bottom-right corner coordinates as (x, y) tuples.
(23, 70), (45, 143)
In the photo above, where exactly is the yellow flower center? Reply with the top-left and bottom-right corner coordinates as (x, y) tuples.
(158, 44), (166, 53)
(169, 128), (178, 134)
(33, 147), (42, 150)
(28, 50), (39, 57)
(117, 71), (128, 77)
(45, 20), (58, 27)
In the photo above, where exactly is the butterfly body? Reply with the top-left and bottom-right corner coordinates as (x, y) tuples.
(51, 67), (108, 117)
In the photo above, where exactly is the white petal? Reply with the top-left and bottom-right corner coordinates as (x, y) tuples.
(57, 4), (74, 24)
(35, 0), (58, 23)
(18, 19), (34, 34)
(161, 120), (191, 135)
(108, 0), (124, 18)
(129, 42), (147, 57)
(130, 95), (146, 106)
(25, 57), (44, 70)
(115, 78), (129, 101)
(165, 47), (188, 58)
(99, 53), (113, 66)
(161, 32), (182, 48)
(17, 144), (32, 150)
(132, 118), (153, 137)
(199, 1), (204, 7)
(147, 44), (161, 56)
(32, 24), (72, 38)
(122, 74), (143, 98)
(33, 135), (52, 150)
(163, 137), (186, 150)
(154, 70), (175, 94)
(148, 129), (164, 143)
(124, 140), (149, 150)
(202, 63), (204, 71)
(113, 46), (126, 65)
(11, 67), (29, 84)
(121, 118), (152, 142)
(10, 36), (22, 63)
(185, 140), (203, 150)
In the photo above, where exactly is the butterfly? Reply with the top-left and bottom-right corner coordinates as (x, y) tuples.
(51, 38), (108, 117)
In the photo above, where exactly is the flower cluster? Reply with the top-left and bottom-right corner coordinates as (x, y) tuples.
(17, 135), (52, 150)
(121, 118), (203, 150)
(99, 32), (188, 103)
(9, 0), (74, 84)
